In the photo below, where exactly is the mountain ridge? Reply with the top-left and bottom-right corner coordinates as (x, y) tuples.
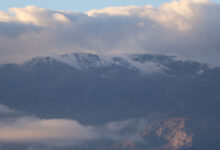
(0, 53), (220, 149)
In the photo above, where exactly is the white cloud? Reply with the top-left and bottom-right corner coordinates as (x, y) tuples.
(0, 10), (11, 22)
(0, 6), (70, 26)
(87, 0), (211, 30)
(53, 13), (70, 23)
(0, 115), (147, 147)
(0, 0), (219, 66)
(0, 104), (148, 146)
(0, 116), (98, 146)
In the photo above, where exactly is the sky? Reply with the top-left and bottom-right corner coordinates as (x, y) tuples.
(0, 0), (177, 11)
(0, 0), (219, 12)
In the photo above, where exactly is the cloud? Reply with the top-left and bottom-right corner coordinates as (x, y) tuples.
(0, 104), (151, 147)
(0, 0), (219, 66)
(0, 116), (98, 146)
(1, 6), (70, 26)
(0, 116), (147, 145)
(87, 0), (210, 30)
(0, 103), (15, 114)
(0, 115), (150, 148)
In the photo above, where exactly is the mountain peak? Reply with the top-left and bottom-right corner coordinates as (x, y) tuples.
(45, 53), (166, 73)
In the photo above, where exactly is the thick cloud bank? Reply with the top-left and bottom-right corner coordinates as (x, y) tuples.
(0, 117), (145, 144)
(0, 117), (98, 145)
(0, 103), (99, 146)
(0, 0), (220, 65)
(0, 103), (147, 147)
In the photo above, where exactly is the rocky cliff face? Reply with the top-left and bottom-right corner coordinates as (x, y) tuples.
(97, 118), (193, 150)
(142, 118), (193, 150)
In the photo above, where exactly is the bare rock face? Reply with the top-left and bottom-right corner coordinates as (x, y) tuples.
(98, 118), (193, 150)
(141, 118), (193, 150)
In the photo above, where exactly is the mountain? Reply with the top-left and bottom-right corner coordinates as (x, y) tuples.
(96, 118), (194, 150)
(0, 53), (219, 149)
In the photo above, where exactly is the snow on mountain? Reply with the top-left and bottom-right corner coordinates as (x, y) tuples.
(21, 52), (217, 76)
(47, 53), (165, 73)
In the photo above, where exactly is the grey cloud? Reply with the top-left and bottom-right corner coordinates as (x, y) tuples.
(0, 103), (15, 114)
(0, 104), (151, 147)
(0, 0), (219, 66)
(0, 22), (43, 38)
(0, 116), (147, 146)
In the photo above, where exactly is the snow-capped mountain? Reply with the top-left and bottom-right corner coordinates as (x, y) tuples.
(23, 53), (166, 73)
(22, 52), (212, 77)
(0, 53), (220, 150)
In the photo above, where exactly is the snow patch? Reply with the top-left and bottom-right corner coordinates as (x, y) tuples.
(50, 53), (164, 73)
